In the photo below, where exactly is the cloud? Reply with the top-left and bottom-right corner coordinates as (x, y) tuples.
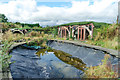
(0, 0), (118, 26)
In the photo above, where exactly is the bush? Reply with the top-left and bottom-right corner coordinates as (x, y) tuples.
(84, 54), (118, 78)
(87, 24), (118, 50)
(41, 31), (44, 37)
(28, 31), (40, 37)
(0, 41), (13, 72)
(3, 30), (14, 42)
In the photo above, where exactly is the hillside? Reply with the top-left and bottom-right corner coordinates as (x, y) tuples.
(54, 21), (110, 28)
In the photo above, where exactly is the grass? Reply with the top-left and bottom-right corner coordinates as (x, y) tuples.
(85, 23), (118, 50)
(85, 37), (118, 50)
(0, 40), (13, 72)
(83, 54), (118, 78)
(28, 31), (41, 37)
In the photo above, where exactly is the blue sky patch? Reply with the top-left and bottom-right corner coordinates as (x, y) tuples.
(89, 1), (94, 6)
(37, 2), (72, 7)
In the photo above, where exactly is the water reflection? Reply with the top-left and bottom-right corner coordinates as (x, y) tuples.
(36, 49), (86, 71)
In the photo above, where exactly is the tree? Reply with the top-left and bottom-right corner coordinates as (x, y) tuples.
(0, 14), (8, 22)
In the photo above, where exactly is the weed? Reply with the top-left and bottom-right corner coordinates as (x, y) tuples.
(83, 54), (118, 78)
(0, 40), (13, 72)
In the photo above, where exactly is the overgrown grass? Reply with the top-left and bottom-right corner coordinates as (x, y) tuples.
(1, 31), (25, 72)
(2, 30), (24, 42)
(0, 40), (13, 72)
(28, 31), (41, 37)
(85, 24), (118, 50)
(83, 54), (118, 78)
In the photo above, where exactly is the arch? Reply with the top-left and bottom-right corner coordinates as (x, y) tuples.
(22, 29), (28, 34)
(62, 26), (70, 35)
(72, 25), (93, 40)
(72, 25), (91, 37)
(78, 25), (91, 34)
(72, 25), (79, 37)
(73, 28), (78, 39)
(12, 30), (24, 35)
(58, 23), (94, 40)
(60, 26), (71, 38)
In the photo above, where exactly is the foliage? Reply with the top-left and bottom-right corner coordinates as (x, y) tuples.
(21, 23), (42, 28)
(2, 30), (14, 42)
(26, 38), (48, 48)
(41, 31), (44, 37)
(0, 40), (13, 72)
(93, 23), (118, 40)
(2, 30), (26, 43)
(0, 14), (42, 30)
(54, 21), (110, 28)
(84, 54), (118, 78)
(28, 31), (40, 37)
(52, 28), (58, 37)
(86, 24), (118, 50)
(0, 14), (8, 22)
(2, 22), (22, 30)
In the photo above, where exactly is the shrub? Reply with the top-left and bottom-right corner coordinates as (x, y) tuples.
(2, 30), (14, 42)
(0, 40), (13, 72)
(84, 54), (118, 78)
(87, 24), (118, 50)
(41, 31), (44, 37)
(28, 31), (40, 37)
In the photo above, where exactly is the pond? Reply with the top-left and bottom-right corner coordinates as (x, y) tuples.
(10, 45), (86, 79)
(47, 40), (118, 66)
(10, 40), (118, 79)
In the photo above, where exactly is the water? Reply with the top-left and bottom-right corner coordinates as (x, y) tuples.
(10, 41), (118, 79)
(47, 41), (118, 66)
(10, 46), (86, 79)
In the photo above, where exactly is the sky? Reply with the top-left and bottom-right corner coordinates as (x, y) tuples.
(0, 0), (118, 26)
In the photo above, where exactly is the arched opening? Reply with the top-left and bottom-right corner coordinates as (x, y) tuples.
(89, 25), (92, 31)
(22, 29), (28, 34)
(73, 29), (78, 40)
(78, 27), (85, 41)
(73, 27), (90, 40)
(58, 23), (94, 40)
(85, 29), (89, 39)
(62, 29), (65, 37)
(61, 27), (69, 38)
(13, 31), (23, 34)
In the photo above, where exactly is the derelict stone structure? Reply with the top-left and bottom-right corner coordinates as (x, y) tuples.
(10, 29), (28, 34)
(58, 23), (94, 41)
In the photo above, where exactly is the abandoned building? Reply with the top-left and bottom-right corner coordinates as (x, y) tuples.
(58, 23), (94, 41)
